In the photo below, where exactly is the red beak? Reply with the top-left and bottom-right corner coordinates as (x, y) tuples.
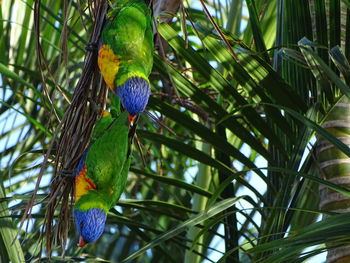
(77, 236), (86, 247)
(128, 115), (135, 123)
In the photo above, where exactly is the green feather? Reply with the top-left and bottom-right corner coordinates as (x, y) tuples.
(87, 112), (129, 187)
(91, 94), (122, 142)
(90, 114), (114, 143)
(110, 92), (121, 117)
(102, 0), (153, 86)
(74, 112), (131, 212)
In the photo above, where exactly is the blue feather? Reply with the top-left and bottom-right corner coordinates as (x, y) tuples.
(74, 208), (106, 243)
(75, 151), (88, 177)
(116, 77), (151, 115)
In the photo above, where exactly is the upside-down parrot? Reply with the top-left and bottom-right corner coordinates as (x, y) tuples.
(98, 0), (154, 123)
(73, 111), (131, 247)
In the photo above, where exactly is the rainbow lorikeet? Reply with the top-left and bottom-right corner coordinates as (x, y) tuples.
(74, 111), (131, 247)
(98, 0), (154, 123)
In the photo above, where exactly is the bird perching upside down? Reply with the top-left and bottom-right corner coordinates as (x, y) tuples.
(98, 0), (154, 123)
(73, 111), (131, 247)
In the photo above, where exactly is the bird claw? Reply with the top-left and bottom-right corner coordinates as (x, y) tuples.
(85, 42), (98, 52)
(87, 98), (101, 114)
(61, 169), (74, 178)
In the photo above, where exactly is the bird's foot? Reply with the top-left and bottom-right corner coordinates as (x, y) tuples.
(87, 98), (101, 114)
(85, 42), (98, 52)
(61, 169), (74, 178)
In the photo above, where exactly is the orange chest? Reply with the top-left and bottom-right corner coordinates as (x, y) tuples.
(98, 44), (120, 90)
(75, 164), (96, 202)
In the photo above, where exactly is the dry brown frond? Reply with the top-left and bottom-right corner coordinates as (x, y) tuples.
(44, 0), (109, 255)
(20, 0), (109, 257)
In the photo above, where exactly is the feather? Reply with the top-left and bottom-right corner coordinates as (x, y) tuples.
(73, 112), (131, 246)
(98, 0), (153, 117)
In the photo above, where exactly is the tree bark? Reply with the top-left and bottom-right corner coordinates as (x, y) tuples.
(317, 97), (350, 263)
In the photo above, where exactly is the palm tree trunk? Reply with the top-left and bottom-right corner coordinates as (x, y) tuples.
(317, 96), (350, 263)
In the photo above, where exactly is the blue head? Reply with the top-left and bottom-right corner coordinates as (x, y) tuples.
(74, 208), (107, 247)
(116, 77), (151, 116)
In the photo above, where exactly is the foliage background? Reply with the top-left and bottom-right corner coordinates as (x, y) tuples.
(1, 0), (350, 262)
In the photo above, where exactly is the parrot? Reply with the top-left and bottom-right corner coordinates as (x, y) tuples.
(98, 0), (154, 123)
(73, 110), (131, 247)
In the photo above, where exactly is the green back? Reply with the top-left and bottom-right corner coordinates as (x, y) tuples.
(110, 92), (121, 117)
(91, 95), (122, 142)
(75, 112), (131, 212)
(87, 112), (129, 188)
(90, 114), (114, 143)
(74, 156), (131, 213)
(102, 0), (153, 86)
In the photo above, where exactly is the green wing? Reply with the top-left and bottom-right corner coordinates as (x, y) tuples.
(112, 155), (131, 204)
(86, 112), (129, 190)
(90, 114), (114, 142)
(91, 94), (122, 142)
(110, 92), (121, 117)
